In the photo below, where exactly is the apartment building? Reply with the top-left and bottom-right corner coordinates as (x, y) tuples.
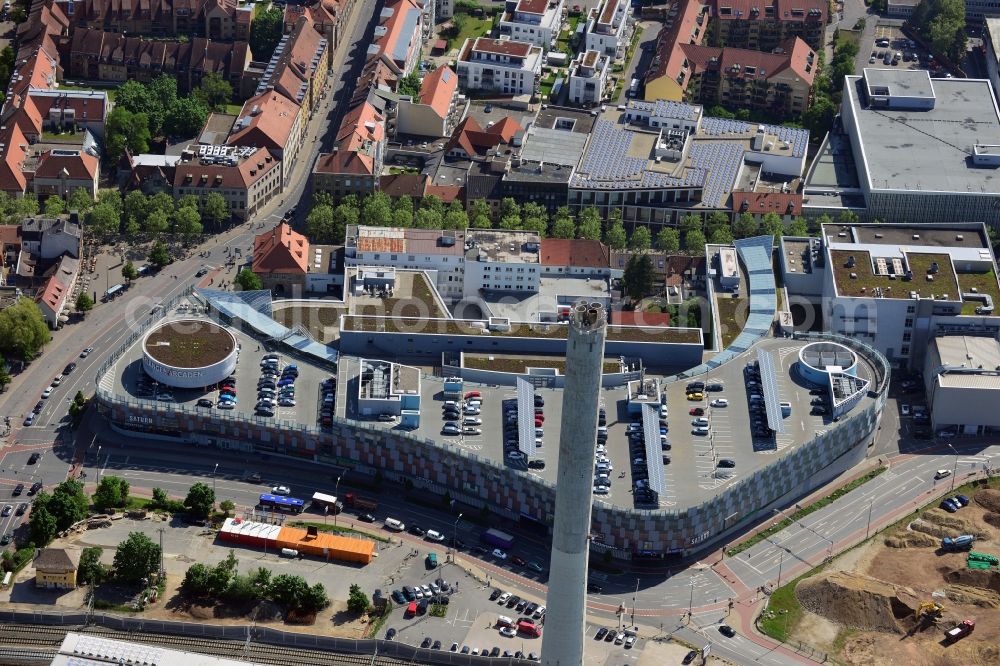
(173, 145), (282, 220)
(567, 50), (610, 106)
(584, 0), (631, 60)
(255, 16), (329, 115)
(456, 37), (543, 96)
(498, 0), (564, 49)
(644, 0), (708, 102)
(344, 225), (467, 301)
(463, 229), (541, 298)
(679, 38), (816, 117)
(227, 89), (305, 186)
(68, 0), (253, 41)
(396, 66), (462, 138)
(371, 0), (424, 77)
(708, 0), (828, 52)
(312, 101), (386, 202)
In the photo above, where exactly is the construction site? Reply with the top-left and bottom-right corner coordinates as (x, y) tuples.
(778, 485), (1000, 665)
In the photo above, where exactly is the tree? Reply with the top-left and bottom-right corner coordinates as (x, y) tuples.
(122, 261), (139, 283)
(105, 108), (151, 163)
(235, 268), (262, 291)
(499, 197), (520, 221)
(250, 6), (284, 61)
(656, 227), (680, 252)
(398, 72), (422, 98)
(28, 503), (57, 547)
(193, 72), (233, 111)
(78, 547), (107, 585)
(416, 208), (443, 229)
(347, 583), (370, 614)
(362, 191), (393, 227)
(0, 354), (10, 390)
(151, 488), (169, 509)
(0, 298), (51, 360)
(219, 500), (235, 518)
(710, 226), (734, 245)
(97, 189), (123, 216)
(115, 80), (156, 120)
(301, 583), (331, 613)
(911, 0), (966, 63)
(733, 213), (759, 239)
(760, 212), (784, 239)
(144, 209), (170, 235)
(68, 188), (95, 213)
(684, 229), (706, 255)
(50, 479), (90, 529)
(628, 226), (651, 251)
(163, 97), (208, 139)
(93, 475), (130, 511)
(86, 203), (121, 237)
(269, 573), (309, 608)
(0, 46), (14, 91)
(184, 482), (215, 518)
(838, 210), (859, 225)
(499, 214), (522, 230)
(622, 254), (655, 302)
(577, 208), (602, 240)
(605, 221), (626, 250)
(124, 190), (149, 232)
(444, 200), (469, 230)
(202, 192), (229, 229)
(182, 562), (212, 597)
(802, 95), (836, 137)
(469, 199), (492, 227)
(788, 217), (809, 237)
(148, 241), (172, 268)
(173, 205), (203, 237)
(113, 532), (161, 583)
(680, 214), (703, 235)
(44, 196), (65, 217)
(307, 204), (335, 243)
(207, 551), (238, 596)
(550, 208), (576, 238)
(331, 203), (358, 241)
(68, 391), (88, 426)
(75, 292), (94, 314)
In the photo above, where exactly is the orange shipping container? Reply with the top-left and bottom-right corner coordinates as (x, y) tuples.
(275, 525), (374, 565)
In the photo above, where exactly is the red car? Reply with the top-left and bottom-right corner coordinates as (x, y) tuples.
(465, 391), (481, 400)
(511, 555), (527, 566)
(689, 407), (704, 416)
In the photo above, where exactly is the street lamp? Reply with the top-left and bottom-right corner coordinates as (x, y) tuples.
(452, 513), (463, 559)
(946, 442), (960, 491)
(334, 474), (343, 527)
(631, 577), (639, 629)
(776, 550), (784, 589)
(212, 463), (219, 497)
(865, 500), (875, 540)
(95, 445), (101, 485)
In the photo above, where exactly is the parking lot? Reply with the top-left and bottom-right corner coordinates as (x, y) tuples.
(867, 24), (945, 74)
(111, 300), (335, 425)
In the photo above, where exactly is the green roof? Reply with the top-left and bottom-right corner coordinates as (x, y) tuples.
(831, 250), (959, 300)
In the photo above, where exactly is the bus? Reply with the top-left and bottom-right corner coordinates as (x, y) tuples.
(310, 491), (342, 514)
(102, 284), (124, 302)
(259, 493), (304, 514)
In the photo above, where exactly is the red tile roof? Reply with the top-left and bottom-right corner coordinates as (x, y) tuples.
(424, 184), (463, 202)
(445, 116), (522, 158)
(0, 124), (29, 194)
(228, 90), (300, 152)
(173, 147), (281, 190)
(709, 0), (827, 22)
(516, 0), (549, 13)
(314, 101), (385, 175)
(37, 273), (67, 313)
(731, 191), (803, 216)
(377, 0), (422, 67)
(253, 222), (310, 275)
(34, 150), (99, 181)
(645, 0), (707, 88)
(679, 37), (815, 84)
(539, 238), (611, 268)
(418, 66), (457, 120)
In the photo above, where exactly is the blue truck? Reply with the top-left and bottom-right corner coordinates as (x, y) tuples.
(482, 528), (515, 550)
(941, 535), (975, 552)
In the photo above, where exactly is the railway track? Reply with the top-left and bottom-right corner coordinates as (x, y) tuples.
(0, 623), (402, 666)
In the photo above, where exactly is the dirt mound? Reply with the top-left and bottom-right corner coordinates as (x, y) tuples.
(795, 571), (918, 633)
(942, 568), (1000, 596)
(984, 513), (1000, 529)
(911, 509), (990, 539)
(944, 584), (1000, 608)
(974, 488), (1000, 513)
(884, 532), (939, 549)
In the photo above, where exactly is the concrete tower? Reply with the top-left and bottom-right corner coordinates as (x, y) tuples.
(541, 302), (607, 666)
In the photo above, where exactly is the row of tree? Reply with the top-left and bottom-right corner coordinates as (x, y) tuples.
(69, 189), (230, 239)
(182, 551), (330, 614)
(911, 0), (967, 64)
(307, 191), (815, 256)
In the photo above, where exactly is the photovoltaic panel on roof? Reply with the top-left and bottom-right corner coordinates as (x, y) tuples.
(516, 378), (537, 457)
(641, 403), (666, 495)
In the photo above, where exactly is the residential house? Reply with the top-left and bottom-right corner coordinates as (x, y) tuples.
(312, 101), (386, 202)
(30, 149), (101, 200)
(708, 0), (827, 52)
(539, 238), (611, 277)
(20, 216), (82, 260)
(35, 255), (79, 328)
(456, 37), (543, 96)
(679, 38), (817, 117)
(584, 0), (631, 60)
(371, 0), (423, 77)
(121, 153), (180, 194)
(396, 66), (461, 138)
(498, 0), (565, 49)
(68, 0), (254, 41)
(0, 124), (29, 196)
(284, 0), (342, 53)
(444, 115), (522, 160)
(4, 90), (109, 142)
(173, 145), (282, 220)
(252, 221), (310, 293)
(255, 16), (329, 115)
(643, 0), (708, 102)
(34, 547), (81, 589)
(227, 89), (305, 186)
(567, 50), (610, 106)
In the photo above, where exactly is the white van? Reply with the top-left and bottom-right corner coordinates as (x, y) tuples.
(463, 417), (482, 426)
(425, 529), (445, 542)
(496, 615), (515, 628)
(280, 548), (299, 558)
(384, 517), (406, 531)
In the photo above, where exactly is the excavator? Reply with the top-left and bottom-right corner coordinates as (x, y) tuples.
(916, 601), (944, 625)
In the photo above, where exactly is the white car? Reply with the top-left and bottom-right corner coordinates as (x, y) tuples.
(271, 485), (291, 495)
(533, 605), (546, 619)
(41, 386), (53, 399)
(624, 635), (636, 648)
(498, 592), (511, 604)
(463, 406), (481, 415)
(499, 626), (516, 638)
(711, 398), (728, 407)
(425, 529), (445, 542)
(692, 426), (710, 435)
(51, 376), (62, 386)
(593, 486), (609, 495)
(80, 347), (94, 358)
(462, 427), (482, 435)
(692, 417), (709, 426)
(217, 401), (235, 410)
(901, 404), (911, 415)
(492, 548), (508, 560)
(614, 632), (625, 644)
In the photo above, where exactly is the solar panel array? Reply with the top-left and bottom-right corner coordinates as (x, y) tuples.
(757, 349), (786, 434)
(688, 141), (746, 207)
(516, 377), (537, 457)
(641, 403), (666, 495)
(65, 635), (164, 665)
(699, 117), (809, 158)
(570, 120), (704, 189)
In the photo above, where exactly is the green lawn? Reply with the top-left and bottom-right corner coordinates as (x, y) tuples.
(715, 294), (748, 348)
(957, 269), (1000, 315)
(449, 17), (493, 50)
(222, 103), (243, 116)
